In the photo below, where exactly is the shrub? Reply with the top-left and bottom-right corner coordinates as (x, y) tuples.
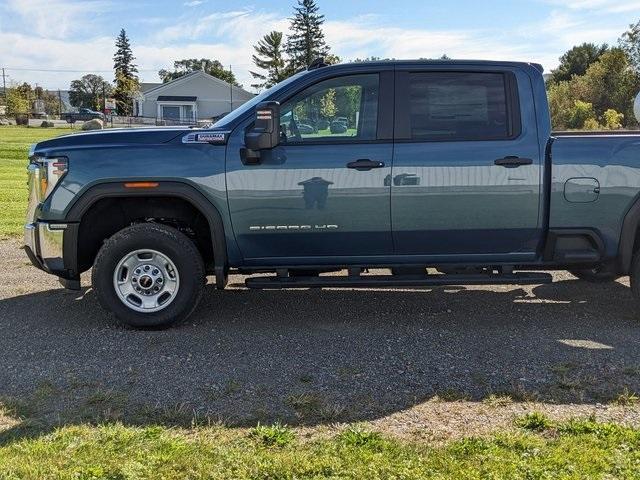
(515, 412), (553, 432)
(568, 100), (597, 129)
(40, 121), (54, 128)
(583, 118), (601, 130)
(602, 109), (624, 130)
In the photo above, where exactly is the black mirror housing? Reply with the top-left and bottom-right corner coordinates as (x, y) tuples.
(245, 101), (280, 151)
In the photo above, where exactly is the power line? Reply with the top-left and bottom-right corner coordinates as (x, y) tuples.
(4, 64), (255, 73)
(3, 67), (157, 73)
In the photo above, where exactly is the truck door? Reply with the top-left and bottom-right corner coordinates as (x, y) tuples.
(226, 71), (395, 262)
(391, 68), (543, 261)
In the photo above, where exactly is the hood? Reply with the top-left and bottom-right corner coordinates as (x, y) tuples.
(34, 126), (195, 152)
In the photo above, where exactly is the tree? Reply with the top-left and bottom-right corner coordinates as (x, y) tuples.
(549, 43), (609, 83)
(578, 48), (640, 126)
(319, 88), (336, 118)
(113, 29), (139, 115)
(250, 31), (288, 90)
(34, 86), (61, 115)
(69, 74), (113, 110)
(158, 59), (240, 86)
(285, 0), (330, 71)
(5, 87), (29, 116)
(546, 48), (640, 129)
(620, 19), (640, 73)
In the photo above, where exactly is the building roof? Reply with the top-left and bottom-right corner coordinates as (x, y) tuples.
(140, 82), (162, 93)
(141, 70), (251, 98)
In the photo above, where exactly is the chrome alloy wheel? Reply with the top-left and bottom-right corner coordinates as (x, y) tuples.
(112, 249), (180, 313)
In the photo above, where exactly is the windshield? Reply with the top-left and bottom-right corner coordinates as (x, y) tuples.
(210, 71), (308, 129)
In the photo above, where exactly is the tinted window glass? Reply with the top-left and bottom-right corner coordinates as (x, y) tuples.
(409, 72), (510, 141)
(280, 74), (379, 143)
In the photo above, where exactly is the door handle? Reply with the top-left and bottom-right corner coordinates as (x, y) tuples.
(494, 156), (533, 168)
(347, 159), (385, 170)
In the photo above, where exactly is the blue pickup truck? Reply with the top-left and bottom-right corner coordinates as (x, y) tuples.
(24, 59), (640, 327)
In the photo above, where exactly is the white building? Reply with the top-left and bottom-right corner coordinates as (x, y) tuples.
(133, 70), (254, 123)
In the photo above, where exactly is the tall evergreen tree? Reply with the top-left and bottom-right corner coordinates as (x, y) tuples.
(113, 28), (139, 115)
(250, 31), (288, 90)
(285, 0), (330, 71)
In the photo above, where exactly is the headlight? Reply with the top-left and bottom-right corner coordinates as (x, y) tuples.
(28, 156), (68, 202)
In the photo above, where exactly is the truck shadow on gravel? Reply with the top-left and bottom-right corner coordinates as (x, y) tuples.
(0, 278), (638, 443)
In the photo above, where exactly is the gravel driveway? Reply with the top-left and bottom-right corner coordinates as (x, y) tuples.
(1, 238), (639, 440)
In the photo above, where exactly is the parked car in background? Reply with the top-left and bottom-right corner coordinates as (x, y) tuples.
(61, 108), (104, 124)
(297, 123), (316, 134)
(24, 58), (640, 328)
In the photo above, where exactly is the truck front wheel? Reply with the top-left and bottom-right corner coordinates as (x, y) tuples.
(92, 223), (205, 328)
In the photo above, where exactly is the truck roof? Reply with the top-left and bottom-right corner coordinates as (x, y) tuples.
(310, 59), (544, 73)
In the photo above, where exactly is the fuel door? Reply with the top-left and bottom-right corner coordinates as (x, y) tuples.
(564, 177), (600, 203)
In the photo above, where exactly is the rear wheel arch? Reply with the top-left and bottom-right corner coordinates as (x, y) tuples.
(65, 181), (228, 288)
(617, 194), (640, 275)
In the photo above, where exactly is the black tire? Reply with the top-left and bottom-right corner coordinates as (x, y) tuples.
(631, 254), (640, 301)
(92, 223), (205, 328)
(569, 266), (618, 283)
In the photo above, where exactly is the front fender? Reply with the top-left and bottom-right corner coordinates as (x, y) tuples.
(65, 181), (231, 288)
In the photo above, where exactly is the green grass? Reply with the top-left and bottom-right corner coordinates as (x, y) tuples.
(1, 419), (640, 478)
(515, 411), (554, 432)
(0, 126), (73, 237)
(249, 422), (295, 447)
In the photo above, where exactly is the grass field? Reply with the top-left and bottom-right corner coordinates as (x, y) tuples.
(0, 126), (73, 238)
(0, 416), (639, 478)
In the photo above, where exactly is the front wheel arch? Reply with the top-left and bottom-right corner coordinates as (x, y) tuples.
(65, 181), (229, 289)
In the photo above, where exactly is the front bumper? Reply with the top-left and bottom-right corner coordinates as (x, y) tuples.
(24, 221), (69, 276)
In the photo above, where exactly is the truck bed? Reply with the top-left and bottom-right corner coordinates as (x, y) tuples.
(549, 131), (640, 260)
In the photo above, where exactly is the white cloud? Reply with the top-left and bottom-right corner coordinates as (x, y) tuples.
(3, 0), (113, 39)
(1, 2), (636, 91)
(184, 0), (205, 6)
(152, 9), (287, 44)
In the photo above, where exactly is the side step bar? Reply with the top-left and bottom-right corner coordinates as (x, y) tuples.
(245, 272), (553, 289)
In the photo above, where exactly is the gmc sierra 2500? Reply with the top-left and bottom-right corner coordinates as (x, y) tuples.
(24, 59), (640, 327)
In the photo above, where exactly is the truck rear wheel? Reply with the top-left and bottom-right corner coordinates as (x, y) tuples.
(92, 223), (205, 328)
(569, 266), (618, 283)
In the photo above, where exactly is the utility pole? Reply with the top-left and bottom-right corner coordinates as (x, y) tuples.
(229, 64), (233, 113)
(1, 68), (6, 101)
(58, 89), (63, 116)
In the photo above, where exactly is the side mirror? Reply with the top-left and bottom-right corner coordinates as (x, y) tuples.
(242, 101), (280, 164)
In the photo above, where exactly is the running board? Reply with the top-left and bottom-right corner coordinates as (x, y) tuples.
(245, 272), (553, 289)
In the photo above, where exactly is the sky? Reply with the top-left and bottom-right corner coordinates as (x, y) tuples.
(1, 0), (639, 93)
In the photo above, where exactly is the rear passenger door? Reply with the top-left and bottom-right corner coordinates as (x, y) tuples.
(391, 68), (543, 261)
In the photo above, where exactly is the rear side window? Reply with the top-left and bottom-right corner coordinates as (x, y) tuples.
(408, 72), (515, 141)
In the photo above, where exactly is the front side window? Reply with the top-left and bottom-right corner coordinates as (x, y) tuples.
(279, 74), (379, 143)
(408, 72), (512, 141)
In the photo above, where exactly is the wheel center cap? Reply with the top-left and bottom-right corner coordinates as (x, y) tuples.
(139, 275), (153, 288)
